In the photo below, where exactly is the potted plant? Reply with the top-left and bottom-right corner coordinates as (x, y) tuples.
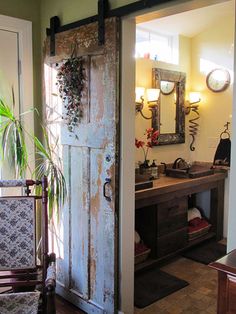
(0, 97), (66, 220)
(135, 128), (159, 174)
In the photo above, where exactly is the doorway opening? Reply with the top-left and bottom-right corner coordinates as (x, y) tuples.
(120, 0), (235, 313)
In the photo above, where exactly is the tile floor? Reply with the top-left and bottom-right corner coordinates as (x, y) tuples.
(134, 257), (218, 314)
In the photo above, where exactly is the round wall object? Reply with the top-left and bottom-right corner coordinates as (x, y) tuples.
(206, 68), (230, 92)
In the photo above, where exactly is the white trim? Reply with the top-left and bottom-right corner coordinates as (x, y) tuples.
(227, 0), (236, 251)
(0, 14), (34, 176)
(119, 18), (136, 314)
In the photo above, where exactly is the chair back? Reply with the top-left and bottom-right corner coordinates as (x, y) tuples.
(0, 196), (36, 270)
(0, 178), (48, 274)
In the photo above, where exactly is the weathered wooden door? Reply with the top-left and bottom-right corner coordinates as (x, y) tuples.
(44, 18), (120, 313)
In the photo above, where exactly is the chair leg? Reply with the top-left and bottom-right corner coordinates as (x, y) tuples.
(46, 289), (56, 314)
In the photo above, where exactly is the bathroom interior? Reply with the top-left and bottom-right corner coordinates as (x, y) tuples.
(133, 0), (235, 312)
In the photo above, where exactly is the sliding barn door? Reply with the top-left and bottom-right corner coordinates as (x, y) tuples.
(44, 18), (120, 313)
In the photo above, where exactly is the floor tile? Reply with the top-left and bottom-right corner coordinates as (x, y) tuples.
(134, 257), (218, 314)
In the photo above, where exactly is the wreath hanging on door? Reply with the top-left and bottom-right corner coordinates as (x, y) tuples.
(56, 56), (85, 133)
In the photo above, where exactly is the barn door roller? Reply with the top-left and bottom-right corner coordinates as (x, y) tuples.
(48, 0), (109, 56)
(98, 0), (109, 45)
(50, 16), (60, 56)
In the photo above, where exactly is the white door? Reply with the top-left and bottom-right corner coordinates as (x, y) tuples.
(0, 29), (20, 181)
(0, 29), (19, 112)
(0, 15), (33, 182)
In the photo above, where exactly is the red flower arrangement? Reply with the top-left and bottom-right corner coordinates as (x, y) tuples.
(135, 128), (159, 165)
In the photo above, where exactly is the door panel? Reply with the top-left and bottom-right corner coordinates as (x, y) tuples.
(0, 29), (19, 111)
(44, 18), (119, 313)
(70, 145), (89, 298)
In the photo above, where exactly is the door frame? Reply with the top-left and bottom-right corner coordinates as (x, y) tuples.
(0, 14), (34, 176)
(120, 0), (235, 313)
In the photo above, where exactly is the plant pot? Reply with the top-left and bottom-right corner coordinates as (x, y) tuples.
(139, 160), (152, 177)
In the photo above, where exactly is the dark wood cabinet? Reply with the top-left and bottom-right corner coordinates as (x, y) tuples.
(156, 227), (188, 257)
(156, 196), (188, 257)
(135, 172), (227, 270)
(210, 250), (236, 314)
(157, 197), (187, 236)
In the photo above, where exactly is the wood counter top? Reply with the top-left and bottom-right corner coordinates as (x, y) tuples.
(210, 249), (236, 276)
(209, 250), (236, 313)
(135, 171), (227, 208)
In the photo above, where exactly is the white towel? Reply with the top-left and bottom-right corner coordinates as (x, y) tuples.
(188, 207), (202, 222)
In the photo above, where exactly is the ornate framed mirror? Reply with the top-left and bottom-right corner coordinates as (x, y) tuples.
(152, 68), (186, 145)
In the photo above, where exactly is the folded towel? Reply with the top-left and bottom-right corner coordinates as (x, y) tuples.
(189, 217), (202, 227)
(135, 242), (149, 255)
(188, 207), (202, 222)
(188, 218), (210, 234)
(135, 231), (141, 244)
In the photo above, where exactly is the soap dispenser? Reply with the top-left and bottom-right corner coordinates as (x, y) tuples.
(151, 159), (159, 179)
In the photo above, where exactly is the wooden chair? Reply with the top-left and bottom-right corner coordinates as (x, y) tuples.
(0, 177), (56, 314)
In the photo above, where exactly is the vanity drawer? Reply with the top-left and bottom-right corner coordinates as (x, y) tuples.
(157, 197), (188, 222)
(157, 213), (187, 236)
(156, 228), (188, 258)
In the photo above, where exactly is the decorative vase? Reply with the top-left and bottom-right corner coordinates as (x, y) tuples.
(139, 160), (151, 176)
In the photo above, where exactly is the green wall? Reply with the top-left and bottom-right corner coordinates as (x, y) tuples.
(40, 0), (135, 36)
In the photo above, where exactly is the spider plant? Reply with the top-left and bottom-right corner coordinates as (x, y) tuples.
(0, 97), (67, 220)
(34, 126), (67, 219)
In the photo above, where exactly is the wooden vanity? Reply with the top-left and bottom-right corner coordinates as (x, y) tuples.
(135, 171), (227, 269)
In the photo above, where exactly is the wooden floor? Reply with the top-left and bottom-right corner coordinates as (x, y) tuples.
(56, 256), (219, 314)
(56, 295), (85, 314)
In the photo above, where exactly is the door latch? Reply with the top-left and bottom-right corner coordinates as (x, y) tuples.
(103, 178), (111, 202)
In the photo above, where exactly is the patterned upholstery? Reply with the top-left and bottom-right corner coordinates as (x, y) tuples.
(0, 197), (36, 270)
(0, 291), (40, 314)
(0, 180), (27, 187)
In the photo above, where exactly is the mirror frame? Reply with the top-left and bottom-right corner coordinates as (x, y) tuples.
(152, 68), (186, 145)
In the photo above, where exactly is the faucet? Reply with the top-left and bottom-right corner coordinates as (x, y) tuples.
(161, 162), (167, 174)
(172, 158), (190, 170)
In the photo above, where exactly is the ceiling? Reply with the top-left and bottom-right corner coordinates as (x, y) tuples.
(137, 0), (234, 38)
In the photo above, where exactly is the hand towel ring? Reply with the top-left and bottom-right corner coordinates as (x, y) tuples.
(220, 122), (230, 139)
(220, 130), (230, 139)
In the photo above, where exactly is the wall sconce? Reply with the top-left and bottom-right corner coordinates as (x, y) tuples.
(185, 92), (201, 151)
(135, 87), (160, 120)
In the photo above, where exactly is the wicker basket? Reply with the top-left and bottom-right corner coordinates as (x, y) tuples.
(135, 248), (151, 264)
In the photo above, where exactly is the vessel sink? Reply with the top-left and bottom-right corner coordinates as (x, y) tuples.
(165, 165), (214, 179)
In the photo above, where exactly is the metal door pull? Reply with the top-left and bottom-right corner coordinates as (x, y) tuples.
(103, 178), (111, 201)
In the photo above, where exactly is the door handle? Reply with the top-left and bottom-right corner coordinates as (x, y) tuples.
(103, 178), (111, 202)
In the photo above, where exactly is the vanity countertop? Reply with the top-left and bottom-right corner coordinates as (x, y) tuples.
(135, 171), (227, 208)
